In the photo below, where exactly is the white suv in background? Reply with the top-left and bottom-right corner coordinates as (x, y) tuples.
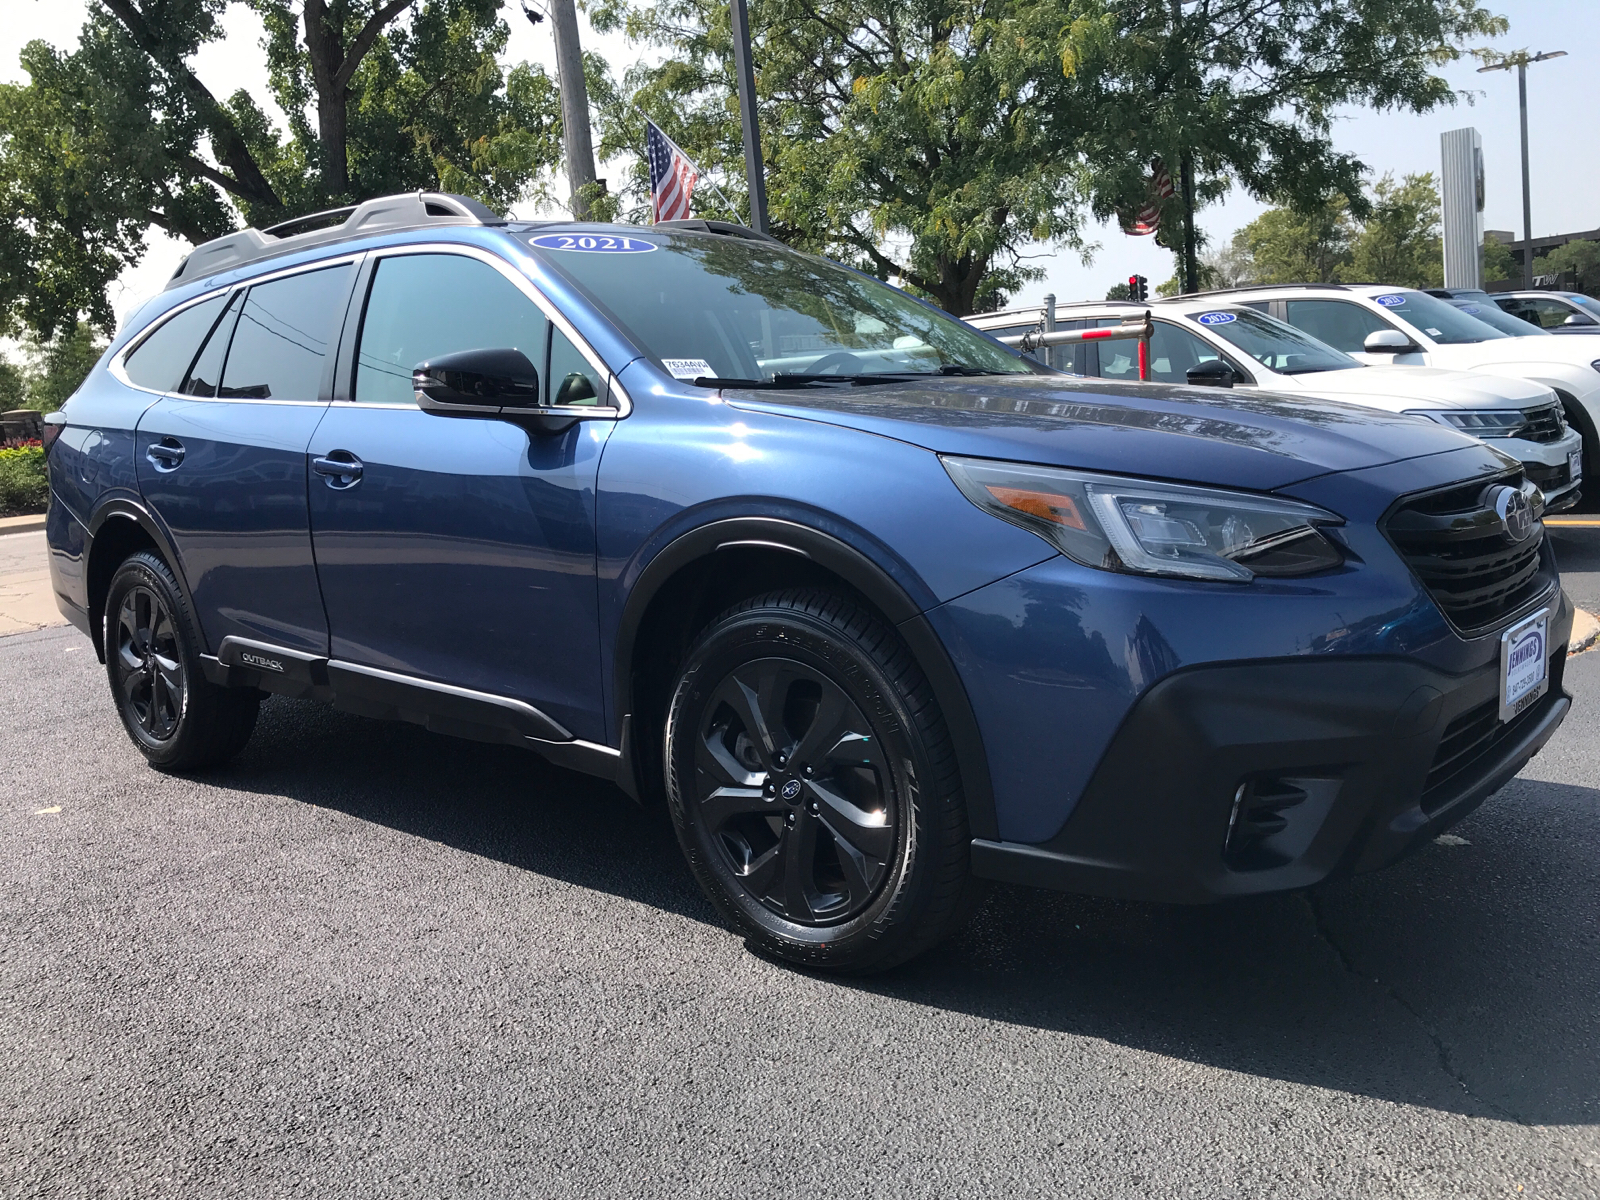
(967, 299), (1584, 510)
(1199, 284), (1600, 487)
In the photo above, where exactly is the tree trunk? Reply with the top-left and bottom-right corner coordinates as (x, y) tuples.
(302, 0), (349, 198)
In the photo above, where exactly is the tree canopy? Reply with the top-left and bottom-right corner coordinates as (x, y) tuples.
(0, 0), (565, 337)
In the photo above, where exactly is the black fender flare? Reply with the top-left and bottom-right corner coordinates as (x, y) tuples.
(85, 494), (201, 658)
(612, 516), (999, 840)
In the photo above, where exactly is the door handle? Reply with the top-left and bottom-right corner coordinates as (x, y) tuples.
(146, 437), (185, 472)
(312, 451), (364, 489)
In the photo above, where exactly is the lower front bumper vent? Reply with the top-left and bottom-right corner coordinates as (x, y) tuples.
(1224, 775), (1341, 871)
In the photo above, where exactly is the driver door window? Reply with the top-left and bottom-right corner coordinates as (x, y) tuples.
(354, 254), (549, 404)
(1282, 300), (1390, 353)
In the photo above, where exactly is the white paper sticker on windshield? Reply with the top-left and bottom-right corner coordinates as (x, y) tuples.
(1374, 293), (1406, 307)
(663, 358), (715, 380)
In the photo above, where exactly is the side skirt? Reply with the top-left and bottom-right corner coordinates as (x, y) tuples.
(200, 638), (623, 785)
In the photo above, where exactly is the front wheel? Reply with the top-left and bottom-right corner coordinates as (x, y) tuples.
(664, 589), (976, 973)
(105, 551), (259, 771)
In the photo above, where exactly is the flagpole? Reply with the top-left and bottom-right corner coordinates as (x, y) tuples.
(631, 105), (745, 225)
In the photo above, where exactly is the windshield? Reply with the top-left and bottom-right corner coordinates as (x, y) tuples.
(1446, 298), (1551, 337)
(520, 230), (1037, 383)
(1183, 307), (1360, 374)
(1571, 295), (1600, 321)
(1366, 290), (1508, 345)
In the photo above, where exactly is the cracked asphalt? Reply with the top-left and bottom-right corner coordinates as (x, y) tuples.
(3, 624), (1599, 1199)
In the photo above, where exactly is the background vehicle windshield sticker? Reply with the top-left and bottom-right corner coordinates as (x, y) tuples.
(527, 233), (657, 253)
(1194, 311), (1236, 325)
(663, 358), (715, 380)
(1374, 293), (1406, 306)
(1460, 304), (1482, 313)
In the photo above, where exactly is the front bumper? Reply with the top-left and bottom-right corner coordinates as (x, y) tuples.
(1504, 427), (1584, 509)
(972, 596), (1573, 904)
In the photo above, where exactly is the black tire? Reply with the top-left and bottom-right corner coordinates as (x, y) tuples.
(104, 550), (259, 771)
(664, 588), (976, 973)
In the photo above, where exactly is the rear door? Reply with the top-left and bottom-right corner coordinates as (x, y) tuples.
(133, 260), (359, 655)
(305, 248), (615, 744)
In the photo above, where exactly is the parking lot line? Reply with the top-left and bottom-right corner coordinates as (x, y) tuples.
(1545, 517), (1600, 528)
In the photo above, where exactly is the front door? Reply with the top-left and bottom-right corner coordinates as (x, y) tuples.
(134, 262), (357, 655)
(306, 249), (614, 743)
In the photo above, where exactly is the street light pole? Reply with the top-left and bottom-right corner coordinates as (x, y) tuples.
(1479, 50), (1567, 290)
(729, 0), (769, 235)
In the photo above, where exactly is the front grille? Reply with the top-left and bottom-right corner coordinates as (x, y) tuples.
(1384, 472), (1554, 635)
(1516, 403), (1565, 444)
(1421, 651), (1563, 811)
(1525, 460), (1571, 492)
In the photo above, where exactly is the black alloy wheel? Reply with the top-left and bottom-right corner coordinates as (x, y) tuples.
(665, 589), (977, 973)
(104, 551), (260, 770)
(696, 658), (896, 924)
(112, 584), (186, 742)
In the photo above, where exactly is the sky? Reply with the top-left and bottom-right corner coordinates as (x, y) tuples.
(4, 0), (1598, 329)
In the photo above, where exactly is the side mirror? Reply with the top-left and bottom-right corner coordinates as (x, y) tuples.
(1563, 312), (1598, 327)
(1186, 359), (1236, 389)
(1363, 329), (1420, 354)
(413, 347), (575, 434)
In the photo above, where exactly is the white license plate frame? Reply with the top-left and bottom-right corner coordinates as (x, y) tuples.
(1499, 609), (1551, 723)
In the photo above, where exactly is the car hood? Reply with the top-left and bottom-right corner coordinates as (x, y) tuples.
(1287, 364), (1556, 410)
(1429, 336), (1600, 374)
(723, 375), (1481, 491)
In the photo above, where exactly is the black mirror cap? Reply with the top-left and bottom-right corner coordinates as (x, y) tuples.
(1185, 360), (1235, 388)
(413, 347), (541, 409)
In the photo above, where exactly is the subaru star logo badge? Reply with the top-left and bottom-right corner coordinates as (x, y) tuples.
(780, 779), (803, 801)
(1492, 485), (1534, 543)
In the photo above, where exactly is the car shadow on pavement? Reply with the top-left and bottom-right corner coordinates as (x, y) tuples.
(222, 696), (1599, 1127)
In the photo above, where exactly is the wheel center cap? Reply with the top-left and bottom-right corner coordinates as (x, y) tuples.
(779, 778), (803, 803)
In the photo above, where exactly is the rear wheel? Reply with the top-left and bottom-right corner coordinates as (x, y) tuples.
(105, 551), (259, 770)
(664, 589), (976, 973)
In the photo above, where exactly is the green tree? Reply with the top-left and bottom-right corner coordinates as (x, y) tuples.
(1534, 239), (1600, 297)
(0, 355), (26, 411)
(594, 0), (1092, 315)
(1105, 281), (1133, 300)
(0, 1), (564, 338)
(25, 323), (110, 414)
(1051, 0), (1504, 293)
(1234, 195), (1353, 284)
(1344, 172), (1442, 287)
(1482, 232), (1517, 283)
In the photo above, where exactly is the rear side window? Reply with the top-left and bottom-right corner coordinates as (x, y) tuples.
(1282, 300), (1391, 354)
(218, 264), (353, 400)
(354, 254), (549, 405)
(123, 294), (229, 392)
(179, 292), (243, 397)
(1092, 320), (1238, 384)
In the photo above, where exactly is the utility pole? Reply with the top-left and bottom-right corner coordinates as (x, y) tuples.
(1479, 50), (1567, 289)
(535, 0), (598, 219)
(729, 0), (769, 235)
(1170, 0), (1198, 295)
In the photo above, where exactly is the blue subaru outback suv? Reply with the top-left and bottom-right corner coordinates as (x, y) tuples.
(43, 192), (1573, 972)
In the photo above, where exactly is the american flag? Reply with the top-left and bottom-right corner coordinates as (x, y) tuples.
(1123, 159), (1175, 236)
(646, 120), (698, 223)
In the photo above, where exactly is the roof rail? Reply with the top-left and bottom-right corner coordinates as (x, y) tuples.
(651, 218), (780, 245)
(166, 191), (505, 290)
(1161, 282), (1352, 299)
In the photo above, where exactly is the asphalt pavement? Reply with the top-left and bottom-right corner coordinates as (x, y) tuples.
(1551, 522), (1600, 619)
(3, 618), (1599, 1198)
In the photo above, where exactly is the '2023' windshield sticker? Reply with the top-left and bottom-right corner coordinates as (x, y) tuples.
(1374, 293), (1406, 307)
(527, 233), (658, 253)
(1459, 304), (1482, 313)
(1194, 311), (1237, 325)
(663, 359), (715, 380)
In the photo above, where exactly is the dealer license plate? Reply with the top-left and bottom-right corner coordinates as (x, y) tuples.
(1499, 610), (1551, 723)
(1570, 448), (1584, 484)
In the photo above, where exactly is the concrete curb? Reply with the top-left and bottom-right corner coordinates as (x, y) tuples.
(0, 513), (46, 536)
(1573, 608), (1600, 657)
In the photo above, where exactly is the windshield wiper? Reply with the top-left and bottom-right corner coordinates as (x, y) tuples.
(700, 365), (1001, 390)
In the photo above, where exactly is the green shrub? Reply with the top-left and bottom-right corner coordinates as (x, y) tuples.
(0, 445), (48, 514)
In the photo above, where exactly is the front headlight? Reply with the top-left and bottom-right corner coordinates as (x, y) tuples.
(942, 457), (1345, 582)
(1404, 409), (1529, 438)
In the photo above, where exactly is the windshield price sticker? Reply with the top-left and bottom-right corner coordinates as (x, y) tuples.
(1195, 312), (1237, 325)
(527, 233), (658, 253)
(663, 358), (715, 380)
(1374, 294), (1406, 307)
(1499, 610), (1550, 722)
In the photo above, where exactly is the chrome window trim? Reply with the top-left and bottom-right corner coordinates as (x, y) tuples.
(349, 242), (632, 420)
(110, 252), (365, 403)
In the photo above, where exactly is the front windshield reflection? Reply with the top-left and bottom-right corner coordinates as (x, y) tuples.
(1183, 308), (1360, 375)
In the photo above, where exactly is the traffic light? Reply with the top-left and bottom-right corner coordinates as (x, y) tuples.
(1128, 274), (1149, 302)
